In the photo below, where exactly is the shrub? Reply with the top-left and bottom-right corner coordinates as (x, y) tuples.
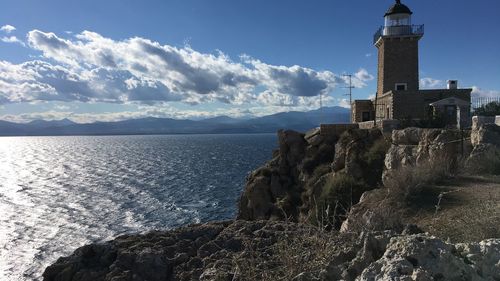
(361, 138), (390, 186)
(302, 144), (334, 175)
(384, 156), (455, 200)
(473, 101), (500, 116)
(312, 173), (369, 229)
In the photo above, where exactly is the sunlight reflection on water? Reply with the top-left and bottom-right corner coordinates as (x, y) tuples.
(0, 134), (276, 280)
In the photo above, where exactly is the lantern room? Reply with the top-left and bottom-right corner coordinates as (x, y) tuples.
(383, 0), (413, 36)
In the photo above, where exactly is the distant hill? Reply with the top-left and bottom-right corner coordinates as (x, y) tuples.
(0, 107), (350, 136)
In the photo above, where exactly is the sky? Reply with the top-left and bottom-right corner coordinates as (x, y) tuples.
(0, 0), (499, 123)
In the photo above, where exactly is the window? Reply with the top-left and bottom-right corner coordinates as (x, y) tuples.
(362, 111), (371, 122)
(395, 83), (408, 91)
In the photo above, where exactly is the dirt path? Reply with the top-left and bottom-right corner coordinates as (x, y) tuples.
(406, 175), (500, 242)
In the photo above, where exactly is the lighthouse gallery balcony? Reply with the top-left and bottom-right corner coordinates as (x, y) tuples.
(373, 24), (424, 44)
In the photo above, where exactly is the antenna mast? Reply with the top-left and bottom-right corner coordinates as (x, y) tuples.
(342, 74), (355, 123)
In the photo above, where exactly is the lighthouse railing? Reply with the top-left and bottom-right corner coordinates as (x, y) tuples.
(373, 24), (424, 44)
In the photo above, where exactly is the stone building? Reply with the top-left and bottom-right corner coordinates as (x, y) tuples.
(352, 0), (472, 128)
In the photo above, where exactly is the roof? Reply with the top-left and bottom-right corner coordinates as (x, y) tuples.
(429, 97), (470, 107)
(384, 0), (413, 17)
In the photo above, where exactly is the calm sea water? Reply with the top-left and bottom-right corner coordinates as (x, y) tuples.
(0, 134), (277, 281)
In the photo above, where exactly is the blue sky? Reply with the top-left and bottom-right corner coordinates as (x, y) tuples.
(0, 0), (499, 123)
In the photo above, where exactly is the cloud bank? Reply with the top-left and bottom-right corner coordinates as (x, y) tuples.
(0, 29), (376, 108)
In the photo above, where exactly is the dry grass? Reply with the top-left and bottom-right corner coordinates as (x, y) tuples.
(404, 176), (500, 243)
(468, 148), (500, 176)
(383, 156), (458, 201)
(310, 173), (370, 229)
(230, 226), (347, 281)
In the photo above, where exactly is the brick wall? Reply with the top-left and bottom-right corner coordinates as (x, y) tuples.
(377, 37), (420, 96)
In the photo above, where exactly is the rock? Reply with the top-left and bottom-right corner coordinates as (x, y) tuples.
(340, 189), (404, 234)
(305, 127), (321, 141)
(471, 123), (500, 147)
(307, 134), (324, 147)
(472, 116), (496, 131)
(392, 127), (426, 145)
(357, 234), (500, 281)
(44, 221), (500, 281)
(43, 221), (324, 281)
(237, 176), (275, 220)
(279, 130), (307, 166)
(383, 127), (470, 187)
(238, 129), (335, 222)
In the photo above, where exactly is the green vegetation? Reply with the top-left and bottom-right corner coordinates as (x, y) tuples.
(362, 138), (390, 186)
(473, 101), (500, 116)
(314, 173), (369, 229)
(302, 144), (334, 175)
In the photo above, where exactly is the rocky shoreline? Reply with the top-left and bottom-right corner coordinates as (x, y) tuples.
(44, 220), (500, 281)
(43, 120), (500, 280)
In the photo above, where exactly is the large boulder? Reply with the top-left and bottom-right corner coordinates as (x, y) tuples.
(383, 127), (470, 187)
(331, 129), (385, 181)
(471, 123), (500, 147)
(358, 235), (500, 281)
(467, 120), (500, 174)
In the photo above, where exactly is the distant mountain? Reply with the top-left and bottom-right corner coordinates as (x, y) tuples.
(200, 116), (243, 124)
(27, 118), (77, 128)
(0, 107), (350, 136)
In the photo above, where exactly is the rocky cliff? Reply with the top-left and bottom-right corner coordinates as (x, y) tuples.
(238, 128), (387, 227)
(44, 122), (500, 280)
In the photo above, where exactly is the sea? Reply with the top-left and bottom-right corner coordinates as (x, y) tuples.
(0, 134), (277, 281)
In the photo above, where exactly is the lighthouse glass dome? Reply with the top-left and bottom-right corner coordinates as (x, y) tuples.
(385, 13), (411, 27)
(383, 13), (412, 36)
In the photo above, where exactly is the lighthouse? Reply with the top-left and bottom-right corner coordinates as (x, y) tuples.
(351, 0), (472, 129)
(375, 0), (424, 96)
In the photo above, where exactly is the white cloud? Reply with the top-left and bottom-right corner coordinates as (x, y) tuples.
(21, 30), (353, 105)
(341, 68), (375, 88)
(0, 28), (374, 122)
(1, 36), (25, 46)
(354, 68), (374, 82)
(338, 98), (351, 108)
(471, 86), (500, 98)
(0, 25), (16, 33)
(420, 77), (444, 89)
(365, 53), (372, 57)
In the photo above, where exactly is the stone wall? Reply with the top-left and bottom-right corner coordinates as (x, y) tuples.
(358, 120), (401, 133)
(377, 89), (472, 123)
(374, 93), (394, 120)
(320, 124), (359, 138)
(352, 100), (374, 123)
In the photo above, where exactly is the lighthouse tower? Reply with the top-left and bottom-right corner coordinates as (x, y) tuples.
(350, 0), (471, 127)
(374, 0), (424, 97)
